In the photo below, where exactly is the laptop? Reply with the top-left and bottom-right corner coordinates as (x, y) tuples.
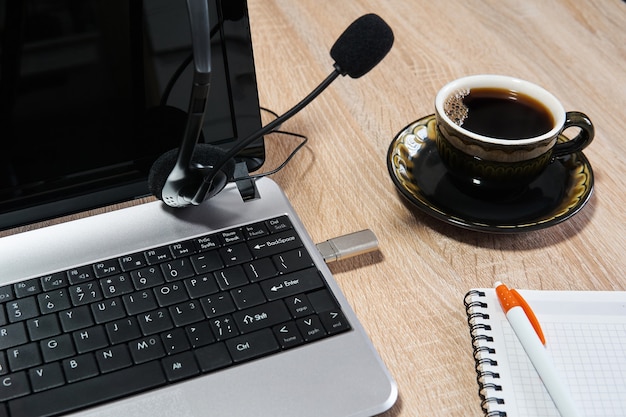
(0, 1), (397, 416)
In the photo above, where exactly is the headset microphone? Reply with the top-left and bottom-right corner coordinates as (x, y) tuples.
(149, 12), (394, 208)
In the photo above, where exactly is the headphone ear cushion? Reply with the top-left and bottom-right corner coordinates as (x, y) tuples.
(147, 144), (236, 201)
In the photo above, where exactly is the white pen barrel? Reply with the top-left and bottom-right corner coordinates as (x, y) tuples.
(507, 307), (583, 417)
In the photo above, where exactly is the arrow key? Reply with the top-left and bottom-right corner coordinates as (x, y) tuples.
(272, 321), (304, 349)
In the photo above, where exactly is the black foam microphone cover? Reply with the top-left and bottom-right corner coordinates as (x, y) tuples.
(147, 144), (236, 201)
(330, 14), (394, 78)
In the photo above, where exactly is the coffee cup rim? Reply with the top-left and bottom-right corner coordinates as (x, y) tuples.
(435, 74), (566, 145)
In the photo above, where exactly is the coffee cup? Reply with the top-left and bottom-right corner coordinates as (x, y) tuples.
(434, 74), (594, 195)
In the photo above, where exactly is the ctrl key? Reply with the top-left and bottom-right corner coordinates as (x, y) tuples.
(225, 329), (279, 363)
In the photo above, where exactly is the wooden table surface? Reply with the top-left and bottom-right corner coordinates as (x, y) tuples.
(2, 1), (626, 416)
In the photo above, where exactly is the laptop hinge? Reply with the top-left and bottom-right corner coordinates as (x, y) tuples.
(234, 161), (260, 201)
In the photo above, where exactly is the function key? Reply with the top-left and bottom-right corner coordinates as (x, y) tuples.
(243, 222), (269, 239)
(0, 285), (14, 303)
(145, 246), (172, 265)
(169, 240), (196, 258)
(93, 259), (121, 278)
(14, 278), (42, 298)
(119, 252), (147, 271)
(265, 216), (292, 233)
(40, 272), (68, 291)
(67, 265), (95, 285)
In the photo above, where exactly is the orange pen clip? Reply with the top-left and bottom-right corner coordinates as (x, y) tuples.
(495, 282), (546, 345)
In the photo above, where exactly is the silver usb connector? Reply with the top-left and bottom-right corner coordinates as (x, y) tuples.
(316, 229), (379, 263)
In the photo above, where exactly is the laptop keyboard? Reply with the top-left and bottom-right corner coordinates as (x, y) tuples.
(0, 215), (351, 417)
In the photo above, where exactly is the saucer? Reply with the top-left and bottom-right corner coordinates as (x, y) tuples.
(386, 114), (594, 233)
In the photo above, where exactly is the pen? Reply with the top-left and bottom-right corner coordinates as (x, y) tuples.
(494, 282), (582, 417)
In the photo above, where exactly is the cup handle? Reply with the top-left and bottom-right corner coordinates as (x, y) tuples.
(552, 111), (594, 158)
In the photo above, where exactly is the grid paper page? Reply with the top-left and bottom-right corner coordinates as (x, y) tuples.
(493, 291), (626, 417)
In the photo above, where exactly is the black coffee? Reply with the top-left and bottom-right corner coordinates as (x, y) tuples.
(459, 88), (554, 139)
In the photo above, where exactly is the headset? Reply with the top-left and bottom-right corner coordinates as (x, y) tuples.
(148, 1), (394, 208)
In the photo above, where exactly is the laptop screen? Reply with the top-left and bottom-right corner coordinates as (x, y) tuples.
(0, 0), (264, 230)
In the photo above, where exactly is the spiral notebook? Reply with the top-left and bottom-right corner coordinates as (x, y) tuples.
(463, 288), (626, 417)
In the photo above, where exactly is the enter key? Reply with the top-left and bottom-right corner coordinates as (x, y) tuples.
(260, 268), (324, 301)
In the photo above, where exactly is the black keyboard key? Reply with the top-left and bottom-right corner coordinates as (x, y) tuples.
(242, 258), (279, 282)
(194, 235), (220, 252)
(225, 328), (279, 363)
(243, 222), (269, 239)
(69, 282), (102, 306)
(219, 243), (253, 267)
(194, 342), (232, 372)
(91, 298), (126, 323)
(123, 290), (158, 315)
(273, 248), (314, 273)
(209, 315), (238, 340)
(93, 259), (122, 278)
(219, 229), (245, 245)
(8, 361), (166, 417)
(62, 353), (99, 383)
(40, 334), (76, 362)
(154, 282), (188, 307)
(14, 279), (41, 298)
(231, 284), (266, 309)
(144, 246), (172, 264)
(184, 275), (219, 298)
(28, 362), (65, 392)
(67, 265), (95, 285)
(95, 345), (133, 373)
(232, 301), (291, 334)
(169, 301), (204, 327)
(26, 315), (61, 341)
(214, 265), (249, 290)
(296, 315), (327, 342)
(37, 289), (71, 314)
(248, 230), (303, 259)
(319, 310), (351, 335)
(138, 308), (173, 335)
(191, 251), (223, 273)
(7, 297), (39, 323)
(265, 216), (292, 233)
(169, 240), (197, 258)
(0, 371), (30, 401)
(273, 322), (304, 349)
(0, 323), (27, 350)
(200, 292), (236, 318)
(129, 335), (165, 363)
(161, 328), (190, 354)
(185, 322), (215, 348)
(7, 343), (42, 372)
(162, 351), (199, 382)
(119, 252), (147, 271)
(130, 266), (165, 290)
(73, 326), (109, 353)
(0, 285), (14, 304)
(59, 306), (94, 332)
(40, 272), (67, 292)
(99, 274), (134, 298)
(260, 268), (324, 301)
(160, 258), (195, 282)
(284, 294), (314, 318)
(106, 317), (141, 344)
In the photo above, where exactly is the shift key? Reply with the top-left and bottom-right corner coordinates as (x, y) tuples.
(260, 268), (323, 301)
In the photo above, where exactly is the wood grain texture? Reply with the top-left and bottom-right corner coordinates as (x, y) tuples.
(2, 1), (625, 416)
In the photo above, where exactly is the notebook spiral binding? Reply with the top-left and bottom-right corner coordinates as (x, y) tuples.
(463, 290), (507, 417)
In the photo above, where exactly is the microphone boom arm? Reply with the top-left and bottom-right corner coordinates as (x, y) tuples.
(192, 68), (342, 204)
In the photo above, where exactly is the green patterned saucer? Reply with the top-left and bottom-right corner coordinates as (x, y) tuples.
(386, 114), (594, 233)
